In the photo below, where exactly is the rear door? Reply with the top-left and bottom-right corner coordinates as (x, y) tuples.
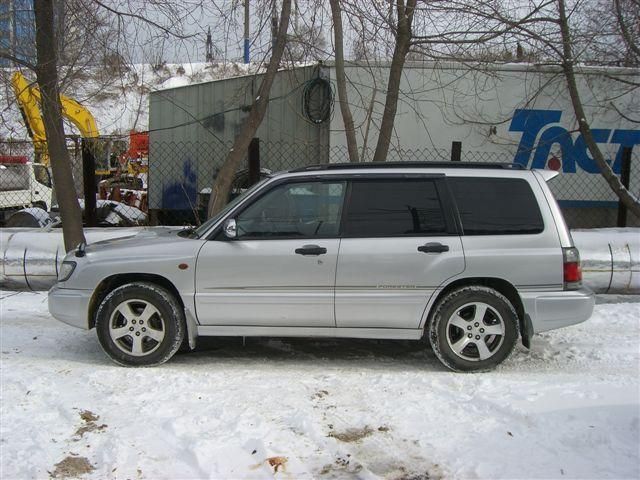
(335, 177), (465, 329)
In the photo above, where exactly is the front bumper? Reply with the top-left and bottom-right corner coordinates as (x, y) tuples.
(48, 284), (93, 330)
(520, 287), (595, 334)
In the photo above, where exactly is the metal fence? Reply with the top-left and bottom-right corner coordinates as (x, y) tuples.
(1, 138), (638, 229)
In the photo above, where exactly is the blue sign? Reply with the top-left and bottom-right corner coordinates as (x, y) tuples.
(508, 109), (640, 174)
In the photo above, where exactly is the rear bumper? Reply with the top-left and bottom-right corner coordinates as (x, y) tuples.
(521, 287), (595, 334)
(48, 284), (93, 330)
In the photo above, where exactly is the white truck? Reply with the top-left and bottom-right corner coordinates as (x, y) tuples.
(0, 156), (53, 225)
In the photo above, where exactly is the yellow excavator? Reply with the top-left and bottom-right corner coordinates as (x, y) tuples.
(10, 72), (109, 174)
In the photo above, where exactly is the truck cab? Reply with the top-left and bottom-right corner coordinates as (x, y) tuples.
(0, 156), (53, 225)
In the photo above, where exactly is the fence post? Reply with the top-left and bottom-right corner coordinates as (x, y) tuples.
(451, 141), (462, 162)
(617, 147), (632, 228)
(248, 138), (260, 186)
(82, 139), (97, 227)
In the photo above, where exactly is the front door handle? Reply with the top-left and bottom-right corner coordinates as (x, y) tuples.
(295, 244), (327, 256)
(418, 242), (449, 253)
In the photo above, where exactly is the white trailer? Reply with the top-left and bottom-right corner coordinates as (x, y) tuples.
(327, 61), (639, 226)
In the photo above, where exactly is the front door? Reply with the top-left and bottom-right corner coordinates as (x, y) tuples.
(335, 177), (465, 329)
(195, 179), (346, 327)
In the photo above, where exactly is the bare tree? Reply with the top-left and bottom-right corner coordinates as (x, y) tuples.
(449, 0), (640, 215)
(344, 0), (515, 163)
(557, 0), (640, 217)
(332, 0), (639, 217)
(33, 0), (85, 251)
(285, 0), (327, 62)
(208, 0), (292, 217)
(371, 0), (416, 162)
(329, 0), (359, 162)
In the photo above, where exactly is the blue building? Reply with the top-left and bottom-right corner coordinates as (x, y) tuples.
(0, 0), (36, 67)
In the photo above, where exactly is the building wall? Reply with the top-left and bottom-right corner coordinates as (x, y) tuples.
(148, 65), (330, 211)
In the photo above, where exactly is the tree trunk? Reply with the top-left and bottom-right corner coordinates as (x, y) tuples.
(372, 0), (416, 163)
(33, 0), (86, 252)
(329, 0), (359, 163)
(208, 0), (292, 217)
(558, 0), (640, 218)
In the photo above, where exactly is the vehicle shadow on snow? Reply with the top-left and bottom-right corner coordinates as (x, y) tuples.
(173, 336), (444, 371)
(21, 320), (534, 372)
(41, 328), (535, 372)
(171, 336), (544, 372)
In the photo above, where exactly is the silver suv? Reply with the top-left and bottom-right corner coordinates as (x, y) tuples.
(48, 162), (595, 371)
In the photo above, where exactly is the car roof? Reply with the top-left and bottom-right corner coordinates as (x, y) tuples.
(288, 161), (526, 173)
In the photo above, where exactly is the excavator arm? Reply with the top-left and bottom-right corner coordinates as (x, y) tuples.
(12, 72), (99, 138)
(11, 72), (100, 166)
(10, 72), (48, 159)
(58, 93), (99, 138)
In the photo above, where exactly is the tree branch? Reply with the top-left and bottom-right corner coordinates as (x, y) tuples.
(558, 0), (640, 217)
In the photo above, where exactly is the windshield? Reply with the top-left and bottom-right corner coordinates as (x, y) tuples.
(192, 177), (270, 238)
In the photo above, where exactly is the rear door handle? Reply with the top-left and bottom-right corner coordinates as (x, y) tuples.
(295, 244), (327, 256)
(417, 242), (449, 253)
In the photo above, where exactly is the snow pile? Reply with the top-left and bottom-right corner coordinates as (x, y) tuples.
(0, 292), (638, 479)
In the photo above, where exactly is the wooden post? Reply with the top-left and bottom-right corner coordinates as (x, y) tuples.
(451, 141), (462, 162)
(248, 138), (260, 186)
(82, 139), (97, 227)
(617, 147), (632, 227)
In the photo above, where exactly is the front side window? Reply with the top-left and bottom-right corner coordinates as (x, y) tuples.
(194, 177), (269, 238)
(449, 177), (544, 235)
(235, 181), (346, 238)
(343, 179), (447, 237)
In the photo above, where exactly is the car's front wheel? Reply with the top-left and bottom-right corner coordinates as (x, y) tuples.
(428, 286), (519, 372)
(95, 282), (185, 367)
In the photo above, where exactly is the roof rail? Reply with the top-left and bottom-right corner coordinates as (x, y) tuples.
(290, 161), (526, 173)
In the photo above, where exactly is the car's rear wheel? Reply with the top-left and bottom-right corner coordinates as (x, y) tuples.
(95, 282), (185, 367)
(428, 286), (519, 372)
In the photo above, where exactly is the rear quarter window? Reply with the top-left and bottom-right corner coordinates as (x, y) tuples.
(449, 177), (544, 235)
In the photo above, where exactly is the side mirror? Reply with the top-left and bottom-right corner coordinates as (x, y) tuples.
(223, 218), (237, 239)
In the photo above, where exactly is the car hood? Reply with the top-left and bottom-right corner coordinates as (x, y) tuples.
(84, 227), (202, 258)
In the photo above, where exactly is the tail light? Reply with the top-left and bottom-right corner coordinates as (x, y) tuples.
(563, 247), (582, 290)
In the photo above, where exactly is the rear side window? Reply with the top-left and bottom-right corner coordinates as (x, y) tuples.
(343, 179), (447, 237)
(450, 177), (543, 235)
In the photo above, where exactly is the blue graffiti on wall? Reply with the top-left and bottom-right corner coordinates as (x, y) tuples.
(508, 109), (640, 173)
(162, 158), (197, 210)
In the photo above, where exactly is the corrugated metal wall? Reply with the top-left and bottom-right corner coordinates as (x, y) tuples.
(148, 65), (329, 210)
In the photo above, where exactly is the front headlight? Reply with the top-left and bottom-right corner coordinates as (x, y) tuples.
(58, 261), (77, 282)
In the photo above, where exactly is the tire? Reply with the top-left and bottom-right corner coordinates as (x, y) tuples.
(428, 286), (519, 372)
(95, 282), (185, 367)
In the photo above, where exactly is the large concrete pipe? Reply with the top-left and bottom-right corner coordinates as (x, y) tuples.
(1, 227), (638, 293)
(572, 228), (639, 295)
(1, 227), (144, 290)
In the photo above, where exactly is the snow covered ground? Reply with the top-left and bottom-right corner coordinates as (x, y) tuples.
(1, 292), (638, 480)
